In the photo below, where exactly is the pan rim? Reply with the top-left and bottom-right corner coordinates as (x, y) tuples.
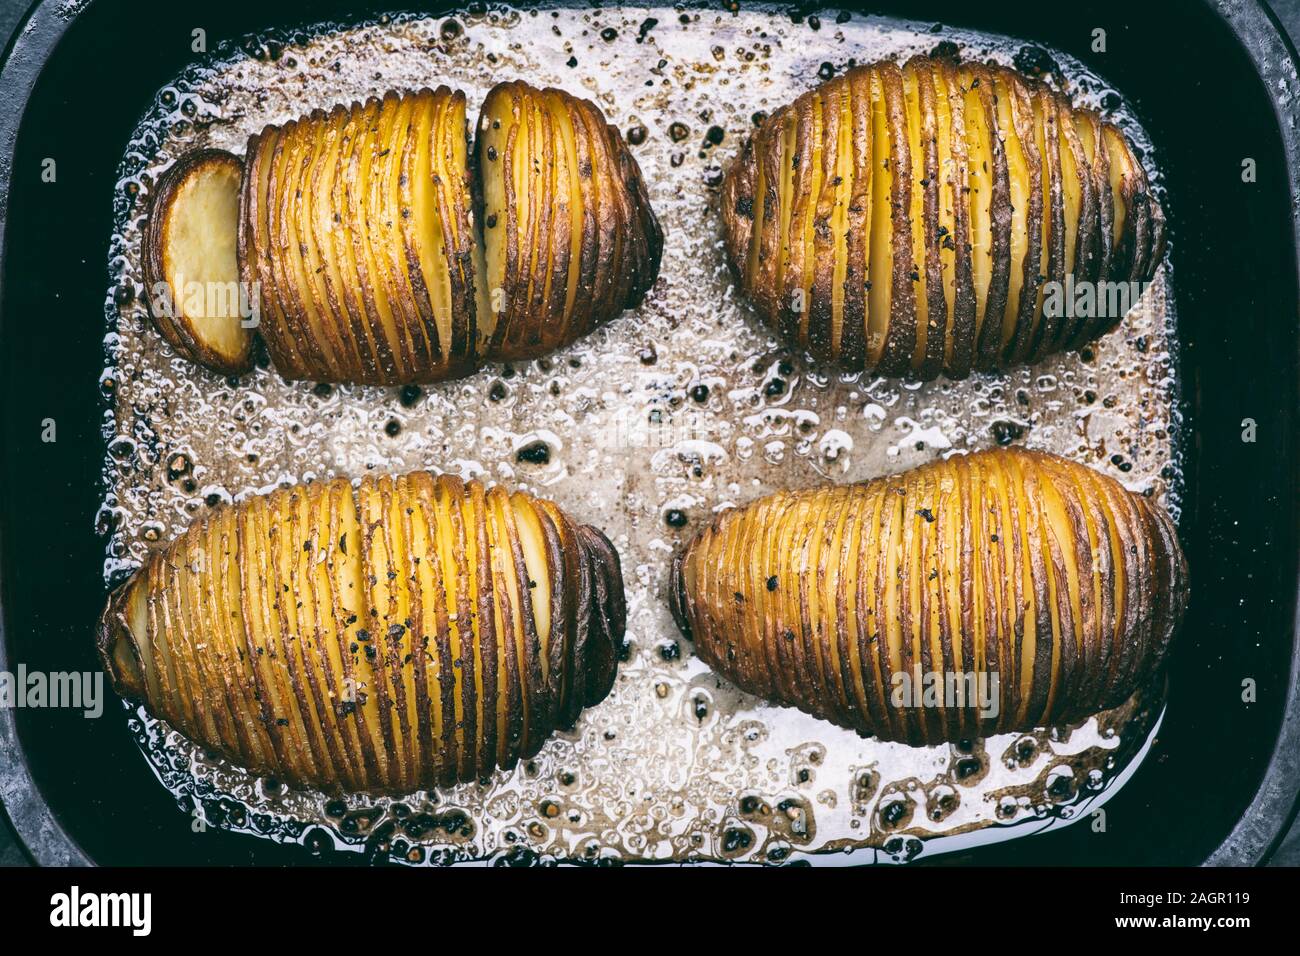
(0, 0), (93, 869)
(1198, 0), (1300, 868)
(0, 0), (1295, 868)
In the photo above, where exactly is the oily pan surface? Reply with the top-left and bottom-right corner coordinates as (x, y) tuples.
(101, 5), (1180, 864)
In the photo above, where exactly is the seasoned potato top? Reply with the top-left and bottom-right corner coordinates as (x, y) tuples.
(671, 448), (1186, 744)
(99, 473), (625, 794)
(722, 55), (1164, 381)
(477, 81), (663, 361)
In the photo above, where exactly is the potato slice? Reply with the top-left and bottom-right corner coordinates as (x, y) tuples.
(426, 88), (482, 376)
(357, 92), (415, 382)
(292, 109), (349, 380)
(797, 81), (840, 360)
(143, 149), (253, 375)
(291, 121), (345, 376)
(749, 108), (790, 339)
(378, 92), (434, 377)
(98, 473), (625, 795)
(992, 68), (1037, 362)
(575, 99), (628, 341)
(898, 64), (929, 373)
(865, 68), (893, 367)
(540, 93), (577, 350)
(841, 67), (874, 368)
(934, 59), (977, 372)
(338, 98), (401, 380)
(784, 84), (820, 350)
(721, 132), (757, 289)
(477, 81), (547, 357)
(968, 62), (1015, 370)
(1104, 122), (1154, 285)
(476, 83), (517, 353)
(1056, 94), (1100, 348)
(958, 64), (996, 365)
(311, 104), (368, 378)
(720, 54), (1164, 380)
(1029, 84), (1068, 361)
(266, 117), (330, 378)
(670, 447), (1188, 744)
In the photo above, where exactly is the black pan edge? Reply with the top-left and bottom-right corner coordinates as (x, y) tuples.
(0, 0), (1296, 868)
(0, 0), (92, 867)
(1201, 0), (1300, 867)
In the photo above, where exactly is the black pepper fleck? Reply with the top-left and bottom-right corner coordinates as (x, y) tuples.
(516, 441), (551, 465)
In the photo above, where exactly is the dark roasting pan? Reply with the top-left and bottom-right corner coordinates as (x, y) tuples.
(1, 0), (1297, 865)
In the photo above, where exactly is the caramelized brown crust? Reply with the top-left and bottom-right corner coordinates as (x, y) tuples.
(98, 474), (625, 794)
(670, 447), (1187, 744)
(721, 55), (1164, 381)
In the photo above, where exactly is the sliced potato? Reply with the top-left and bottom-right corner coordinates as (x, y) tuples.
(143, 149), (253, 375)
(353, 91), (413, 383)
(992, 66), (1038, 364)
(153, 80), (660, 382)
(98, 473), (626, 794)
(158, 83), (658, 385)
(670, 447), (1188, 743)
(721, 54), (1165, 381)
(242, 89), (491, 384)
(476, 81), (663, 361)
(241, 124), (308, 379)
(264, 115), (322, 376)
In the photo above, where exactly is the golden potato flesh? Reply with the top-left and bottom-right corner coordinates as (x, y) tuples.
(143, 149), (254, 375)
(721, 56), (1165, 380)
(241, 87), (483, 385)
(669, 448), (1187, 744)
(475, 81), (663, 360)
(98, 473), (625, 794)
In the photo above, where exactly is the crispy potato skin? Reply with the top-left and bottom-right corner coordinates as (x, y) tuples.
(229, 82), (661, 385)
(143, 149), (254, 375)
(669, 448), (1187, 743)
(98, 474), (625, 794)
(721, 56), (1165, 380)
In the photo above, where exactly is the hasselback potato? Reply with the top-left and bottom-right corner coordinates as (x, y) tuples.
(144, 81), (662, 384)
(241, 87), (483, 384)
(98, 473), (625, 794)
(721, 55), (1165, 380)
(669, 448), (1187, 744)
(477, 82), (662, 361)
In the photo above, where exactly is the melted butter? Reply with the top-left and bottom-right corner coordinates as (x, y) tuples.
(101, 5), (1181, 865)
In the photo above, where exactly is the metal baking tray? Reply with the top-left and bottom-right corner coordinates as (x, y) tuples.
(1, 0), (1296, 865)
